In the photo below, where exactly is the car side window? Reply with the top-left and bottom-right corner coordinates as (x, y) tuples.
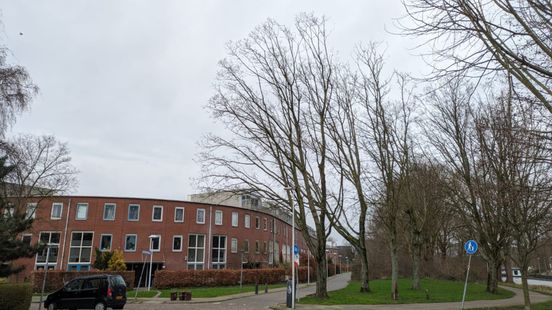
(65, 279), (81, 291)
(82, 278), (102, 290)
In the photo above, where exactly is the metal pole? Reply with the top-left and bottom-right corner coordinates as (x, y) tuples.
(307, 251), (310, 286)
(240, 252), (243, 290)
(38, 245), (51, 310)
(148, 251), (153, 291)
(291, 199), (295, 309)
(461, 255), (472, 310)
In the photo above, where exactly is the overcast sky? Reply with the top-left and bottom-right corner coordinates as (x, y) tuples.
(2, 1), (425, 200)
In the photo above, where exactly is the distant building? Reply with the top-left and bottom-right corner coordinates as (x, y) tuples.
(11, 193), (308, 286)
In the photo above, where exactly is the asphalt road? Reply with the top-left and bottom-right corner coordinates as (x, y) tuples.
(30, 273), (351, 310)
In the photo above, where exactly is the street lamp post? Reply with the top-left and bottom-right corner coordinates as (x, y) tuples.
(38, 243), (53, 310)
(284, 186), (295, 309)
(148, 235), (160, 291)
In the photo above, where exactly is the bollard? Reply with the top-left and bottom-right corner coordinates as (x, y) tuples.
(265, 281), (268, 293)
(255, 282), (259, 295)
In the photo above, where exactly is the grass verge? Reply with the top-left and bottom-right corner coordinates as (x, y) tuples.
(300, 278), (514, 305)
(155, 283), (286, 298)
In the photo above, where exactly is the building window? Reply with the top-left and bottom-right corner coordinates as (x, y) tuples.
(196, 209), (205, 224)
(36, 232), (60, 269)
(212, 235), (226, 269)
(22, 234), (32, 246)
(214, 210), (223, 225)
(150, 235), (161, 252)
(173, 235), (183, 252)
(100, 234), (112, 251)
(75, 203), (88, 220)
(26, 203), (37, 219)
(152, 205), (163, 222)
(128, 204), (140, 221)
(124, 234), (137, 252)
(103, 203), (116, 221)
(269, 242), (274, 265)
(188, 234), (205, 270)
(232, 212), (238, 227)
(69, 232), (93, 265)
(263, 241), (267, 254)
(51, 203), (63, 220)
(244, 214), (250, 228)
(231, 238), (238, 253)
(174, 207), (184, 223)
(243, 239), (249, 253)
(255, 216), (260, 229)
(263, 218), (268, 230)
(255, 240), (260, 254)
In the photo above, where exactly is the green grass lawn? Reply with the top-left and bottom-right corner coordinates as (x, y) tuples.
(156, 283), (286, 298)
(300, 278), (514, 305)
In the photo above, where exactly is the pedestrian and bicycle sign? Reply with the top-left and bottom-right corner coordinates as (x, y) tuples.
(464, 240), (478, 255)
(461, 239), (478, 309)
(293, 245), (300, 267)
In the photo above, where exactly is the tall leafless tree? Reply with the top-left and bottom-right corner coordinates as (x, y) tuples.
(401, 0), (552, 113)
(199, 15), (335, 298)
(0, 48), (38, 137)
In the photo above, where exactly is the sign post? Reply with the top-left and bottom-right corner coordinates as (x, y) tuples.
(461, 240), (478, 310)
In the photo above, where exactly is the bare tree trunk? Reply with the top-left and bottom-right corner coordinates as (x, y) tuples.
(359, 245), (371, 292)
(504, 255), (513, 283)
(411, 232), (422, 290)
(521, 265), (531, 310)
(390, 230), (399, 300)
(315, 252), (328, 298)
(487, 259), (500, 294)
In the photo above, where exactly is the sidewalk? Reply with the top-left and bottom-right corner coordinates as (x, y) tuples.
(270, 285), (552, 310)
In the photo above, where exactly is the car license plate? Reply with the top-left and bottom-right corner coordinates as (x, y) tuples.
(116, 296), (123, 300)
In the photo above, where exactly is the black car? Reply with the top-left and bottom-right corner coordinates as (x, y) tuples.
(44, 274), (127, 310)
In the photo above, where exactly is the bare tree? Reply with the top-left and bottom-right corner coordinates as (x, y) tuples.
(199, 15), (334, 298)
(424, 78), (512, 293)
(401, 0), (552, 113)
(475, 86), (552, 308)
(1, 134), (78, 211)
(0, 48), (38, 137)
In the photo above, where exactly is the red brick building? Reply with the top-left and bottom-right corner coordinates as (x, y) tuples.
(12, 195), (307, 285)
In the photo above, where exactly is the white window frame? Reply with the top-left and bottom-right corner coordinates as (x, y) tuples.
(103, 203), (116, 221)
(150, 235), (161, 252)
(231, 212), (238, 227)
(263, 218), (268, 230)
(128, 204), (140, 221)
(231, 238), (238, 253)
(50, 202), (63, 220)
(196, 208), (205, 224)
(22, 233), (32, 245)
(124, 234), (137, 252)
(99, 234), (112, 251)
(212, 235), (227, 269)
(255, 216), (260, 229)
(172, 235), (183, 252)
(244, 239), (249, 253)
(215, 210), (223, 225)
(174, 207), (185, 223)
(75, 203), (88, 220)
(187, 234), (205, 270)
(152, 205), (163, 222)
(35, 231), (61, 269)
(245, 214), (250, 228)
(68, 231), (94, 264)
(255, 240), (260, 253)
(26, 203), (37, 219)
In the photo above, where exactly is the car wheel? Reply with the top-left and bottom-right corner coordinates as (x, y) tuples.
(94, 302), (106, 310)
(47, 303), (57, 310)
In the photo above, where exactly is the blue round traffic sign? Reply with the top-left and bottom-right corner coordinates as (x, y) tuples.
(294, 245), (299, 255)
(464, 240), (478, 255)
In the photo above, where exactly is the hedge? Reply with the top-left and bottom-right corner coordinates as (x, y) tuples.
(154, 268), (286, 289)
(31, 271), (135, 293)
(0, 283), (32, 310)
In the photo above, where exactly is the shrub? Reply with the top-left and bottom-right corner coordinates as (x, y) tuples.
(0, 283), (32, 310)
(108, 249), (126, 271)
